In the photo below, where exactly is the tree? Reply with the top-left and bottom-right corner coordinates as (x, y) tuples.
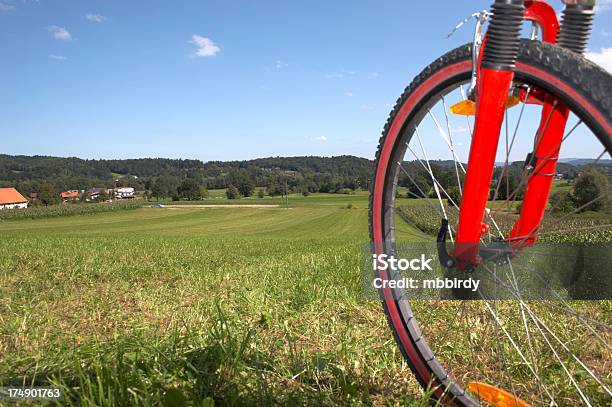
(226, 184), (240, 199)
(199, 186), (209, 199)
(177, 178), (202, 200)
(80, 191), (91, 203)
(550, 190), (576, 213)
(493, 169), (524, 201)
(98, 189), (109, 202)
(446, 186), (461, 206)
(407, 175), (431, 198)
(573, 168), (611, 212)
(38, 183), (57, 206)
(257, 188), (265, 198)
(267, 180), (284, 197)
(227, 169), (255, 197)
(151, 179), (165, 201)
(151, 175), (179, 200)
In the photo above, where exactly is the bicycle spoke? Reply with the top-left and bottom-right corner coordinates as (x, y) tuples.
(480, 261), (611, 402)
(442, 96), (464, 195)
(378, 71), (611, 406)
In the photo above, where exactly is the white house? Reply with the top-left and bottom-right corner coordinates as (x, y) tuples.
(114, 187), (135, 199)
(0, 188), (28, 210)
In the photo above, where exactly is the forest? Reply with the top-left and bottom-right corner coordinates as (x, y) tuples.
(0, 154), (373, 199)
(0, 154), (609, 203)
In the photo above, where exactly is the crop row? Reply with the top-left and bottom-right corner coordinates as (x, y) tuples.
(0, 200), (143, 221)
(397, 203), (612, 243)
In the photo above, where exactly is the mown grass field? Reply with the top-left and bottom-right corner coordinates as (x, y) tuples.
(2, 191), (609, 406)
(0, 191), (434, 406)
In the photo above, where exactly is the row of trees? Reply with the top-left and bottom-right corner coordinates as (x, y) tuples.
(150, 177), (209, 201)
(399, 162), (610, 213)
(0, 154), (373, 199)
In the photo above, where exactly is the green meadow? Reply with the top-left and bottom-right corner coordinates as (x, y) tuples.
(1, 191), (609, 406)
(0, 192), (432, 406)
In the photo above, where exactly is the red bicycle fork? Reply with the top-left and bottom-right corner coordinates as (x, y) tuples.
(453, 0), (567, 266)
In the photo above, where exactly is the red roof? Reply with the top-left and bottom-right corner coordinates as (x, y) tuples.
(60, 191), (79, 199)
(0, 188), (28, 204)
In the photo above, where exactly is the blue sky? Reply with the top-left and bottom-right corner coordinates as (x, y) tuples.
(0, 0), (611, 162)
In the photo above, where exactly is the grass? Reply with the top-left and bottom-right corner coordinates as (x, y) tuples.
(1, 192), (609, 406)
(0, 194), (433, 406)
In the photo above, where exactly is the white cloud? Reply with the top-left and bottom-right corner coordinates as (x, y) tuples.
(325, 69), (356, 79)
(190, 35), (220, 57)
(0, 1), (15, 12)
(585, 47), (612, 73)
(275, 60), (287, 69)
(49, 54), (66, 60)
(313, 136), (327, 141)
(345, 91), (353, 97)
(47, 26), (72, 41)
(85, 13), (106, 23)
(595, 0), (612, 13)
(451, 126), (470, 134)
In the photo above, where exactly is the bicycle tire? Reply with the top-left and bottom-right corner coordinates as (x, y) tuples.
(369, 39), (612, 406)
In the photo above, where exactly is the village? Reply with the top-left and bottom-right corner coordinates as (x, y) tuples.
(0, 186), (136, 210)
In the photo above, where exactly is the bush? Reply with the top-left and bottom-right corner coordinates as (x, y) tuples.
(406, 175), (430, 198)
(573, 168), (611, 212)
(0, 200), (142, 221)
(550, 190), (576, 213)
(226, 185), (240, 200)
(446, 186), (461, 206)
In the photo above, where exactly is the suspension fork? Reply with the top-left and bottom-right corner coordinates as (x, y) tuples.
(453, 0), (526, 266)
(509, 0), (594, 247)
(453, 0), (594, 266)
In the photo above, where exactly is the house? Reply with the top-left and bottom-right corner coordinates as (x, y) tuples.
(0, 188), (28, 210)
(86, 188), (112, 201)
(114, 187), (135, 199)
(60, 190), (80, 202)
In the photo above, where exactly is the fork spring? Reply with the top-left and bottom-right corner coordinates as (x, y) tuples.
(482, 0), (525, 71)
(557, 3), (595, 54)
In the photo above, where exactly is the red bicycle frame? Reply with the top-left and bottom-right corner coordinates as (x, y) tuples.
(453, 0), (566, 265)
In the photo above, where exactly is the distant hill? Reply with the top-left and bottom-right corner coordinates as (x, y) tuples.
(0, 154), (608, 198)
(558, 158), (612, 166)
(0, 154), (373, 195)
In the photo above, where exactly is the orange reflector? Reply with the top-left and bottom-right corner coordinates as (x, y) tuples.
(449, 99), (476, 116)
(468, 382), (532, 407)
(449, 95), (522, 116)
(506, 95), (520, 109)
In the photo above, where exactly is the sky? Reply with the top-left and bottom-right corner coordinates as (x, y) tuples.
(0, 0), (611, 162)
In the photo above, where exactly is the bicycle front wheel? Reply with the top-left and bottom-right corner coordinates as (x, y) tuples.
(370, 39), (612, 406)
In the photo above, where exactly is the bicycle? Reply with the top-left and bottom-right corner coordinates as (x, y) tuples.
(369, 0), (611, 405)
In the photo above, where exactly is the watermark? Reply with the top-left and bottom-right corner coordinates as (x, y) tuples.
(361, 242), (612, 300)
(0, 387), (64, 401)
(372, 253), (433, 271)
(371, 253), (480, 292)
